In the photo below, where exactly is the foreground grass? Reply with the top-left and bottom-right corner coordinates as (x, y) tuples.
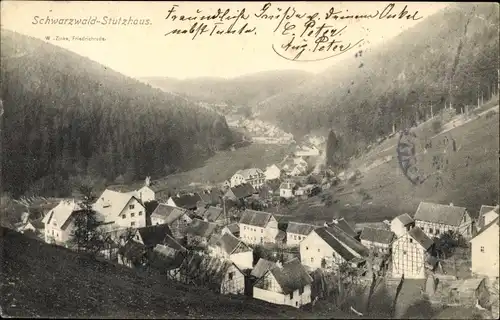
(0, 227), (314, 319)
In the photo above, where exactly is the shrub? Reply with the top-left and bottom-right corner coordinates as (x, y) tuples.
(432, 120), (442, 134)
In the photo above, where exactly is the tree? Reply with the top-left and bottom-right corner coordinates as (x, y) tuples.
(434, 230), (466, 259)
(69, 185), (105, 256)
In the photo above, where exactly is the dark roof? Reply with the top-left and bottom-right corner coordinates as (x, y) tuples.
(267, 259), (313, 294)
(224, 223), (239, 234)
(408, 227), (434, 250)
(239, 209), (272, 227)
(314, 227), (357, 262)
(286, 222), (316, 235)
(174, 251), (238, 292)
(148, 244), (186, 272)
(328, 218), (357, 238)
(325, 225), (369, 257)
(202, 206), (224, 222)
(30, 219), (45, 230)
(170, 193), (202, 210)
(264, 179), (282, 192)
(163, 234), (187, 252)
(209, 233), (248, 255)
(199, 189), (223, 204)
(359, 227), (395, 244)
(251, 258), (276, 278)
(186, 219), (218, 238)
(414, 202), (467, 226)
(227, 183), (256, 199)
(471, 217), (499, 240)
(144, 201), (160, 216)
(395, 213), (414, 226)
(276, 230), (286, 242)
(137, 224), (173, 248)
(118, 240), (146, 261)
(150, 204), (188, 224)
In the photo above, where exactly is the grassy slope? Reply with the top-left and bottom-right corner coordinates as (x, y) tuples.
(276, 111), (499, 224)
(0, 227), (324, 319)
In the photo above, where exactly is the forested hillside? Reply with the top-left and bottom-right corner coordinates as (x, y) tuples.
(141, 69), (311, 108)
(1, 29), (234, 198)
(258, 3), (499, 151)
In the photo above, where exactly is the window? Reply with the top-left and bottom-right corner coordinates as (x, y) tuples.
(52, 230), (54, 235)
(136, 235), (140, 240)
(306, 246), (309, 250)
(261, 229), (263, 233)
(228, 272), (234, 280)
(403, 251), (407, 255)
(429, 228), (433, 234)
(129, 204), (135, 209)
(290, 292), (294, 299)
(139, 211), (143, 216)
(296, 301), (299, 307)
(480, 246), (485, 253)
(436, 229), (440, 235)
(310, 257), (314, 263)
(131, 222), (136, 227)
(131, 213), (135, 217)
(410, 239), (413, 243)
(53, 222), (57, 226)
(122, 214), (126, 219)
(318, 248), (320, 252)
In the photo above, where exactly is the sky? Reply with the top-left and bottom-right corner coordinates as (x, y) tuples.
(1, 1), (449, 79)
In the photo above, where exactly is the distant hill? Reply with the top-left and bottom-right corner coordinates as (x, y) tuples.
(1, 29), (235, 197)
(257, 3), (499, 146)
(141, 69), (311, 108)
(0, 227), (320, 318)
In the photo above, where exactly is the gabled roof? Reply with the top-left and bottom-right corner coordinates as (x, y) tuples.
(201, 206), (224, 222)
(328, 218), (357, 238)
(227, 183), (256, 199)
(223, 223), (239, 235)
(93, 189), (141, 218)
(394, 213), (414, 226)
(169, 193), (202, 210)
(150, 204), (188, 224)
(186, 219), (218, 238)
(325, 225), (369, 257)
(471, 217), (499, 241)
(314, 227), (357, 262)
(260, 258), (313, 294)
(209, 233), (249, 255)
(407, 227), (434, 250)
(479, 205), (497, 218)
(239, 209), (273, 227)
(286, 222), (316, 236)
(198, 189), (223, 204)
(275, 230), (286, 242)
(42, 199), (83, 228)
(148, 243), (186, 272)
(279, 181), (296, 190)
(414, 202), (467, 226)
(251, 258), (276, 278)
(359, 227), (395, 245)
(136, 224), (173, 248)
(118, 240), (146, 261)
(234, 168), (264, 180)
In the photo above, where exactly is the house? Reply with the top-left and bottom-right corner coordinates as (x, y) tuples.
(149, 204), (192, 239)
(448, 278), (490, 307)
(391, 213), (415, 237)
(221, 180), (231, 190)
(391, 227), (435, 279)
(132, 224), (174, 249)
(208, 233), (253, 269)
(147, 243), (187, 275)
(42, 199), (85, 245)
(93, 189), (146, 228)
(222, 223), (240, 238)
(289, 163), (308, 177)
(295, 145), (320, 157)
(359, 227), (395, 254)
(198, 188), (223, 207)
(294, 184), (318, 198)
(300, 225), (369, 271)
(414, 202), (474, 239)
(117, 240), (147, 268)
(469, 217), (499, 278)
(279, 181), (296, 199)
(251, 258), (277, 279)
(239, 209), (279, 245)
(264, 164), (282, 181)
(199, 206), (227, 225)
(230, 168), (265, 189)
(166, 193), (203, 211)
(224, 183), (256, 201)
(286, 222), (316, 247)
(253, 258), (313, 308)
(14, 213), (44, 236)
(185, 219), (219, 248)
(477, 205), (499, 230)
(168, 251), (246, 295)
(326, 218), (358, 239)
(136, 177), (170, 203)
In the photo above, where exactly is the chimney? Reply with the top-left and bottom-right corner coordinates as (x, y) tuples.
(145, 176), (151, 187)
(449, 203), (454, 206)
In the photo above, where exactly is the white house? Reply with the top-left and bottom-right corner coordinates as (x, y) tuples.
(469, 217), (499, 278)
(253, 258), (313, 308)
(166, 193), (202, 211)
(359, 227), (395, 254)
(230, 168), (265, 189)
(286, 222), (316, 247)
(391, 213), (415, 238)
(221, 223), (240, 238)
(279, 181), (296, 199)
(93, 189), (146, 228)
(264, 164), (282, 181)
(136, 178), (170, 203)
(391, 227), (434, 279)
(477, 205), (499, 231)
(295, 145), (320, 157)
(239, 209), (279, 245)
(208, 233), (253, 270)
(42, 199), (84, 245)
(414, 202), (474, 239)
(300, 225), (369, 271)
